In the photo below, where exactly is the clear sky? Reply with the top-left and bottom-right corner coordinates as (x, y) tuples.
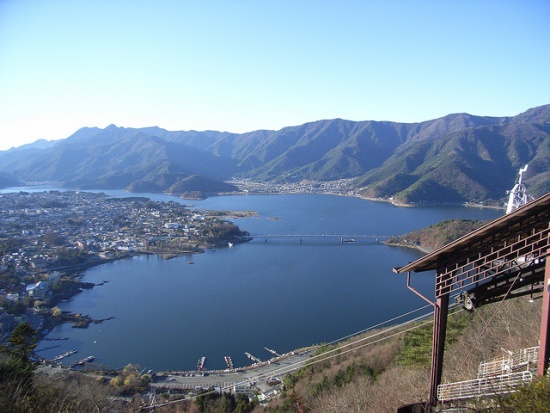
(1, 0), (549, 151)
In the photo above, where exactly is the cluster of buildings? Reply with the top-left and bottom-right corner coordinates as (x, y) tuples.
(0, 190), (234, 341)
(231, 178), (357, 196)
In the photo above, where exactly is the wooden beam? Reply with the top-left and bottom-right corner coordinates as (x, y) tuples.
(538, 234), (550, 376)
(429, 293), (449, 405)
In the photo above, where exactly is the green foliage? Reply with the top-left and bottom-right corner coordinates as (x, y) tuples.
(332, 361), (379, 389)
(387, 218), (487, 251)
(0, 359), (113, 412)
(312, 375), (330, 397)
(167, 175), (239, 194)
(308, 358), (382, 399)
(493, 375), (550, 413)
(195, 390), (256, 413)
(55, 247), (87, 265)
(0, 237), (22, 255)
(0, 322), (38, 412)
(43, 231), (66, 246)
(283, 368), (304, 390)
(398, 323), (434, 367)
(2, 322), (38, 374)
(399, 314), (469, 367)
(109, 363), (151, 394)
(0, 300), (28, 316)
(0, 361), (34, 413)
(313, 342), (335, 356)
(206, 222), (249, 242)
(5, 107), (550, 204)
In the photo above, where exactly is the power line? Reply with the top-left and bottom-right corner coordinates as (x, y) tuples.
(143, 304), (466, 411)
(327, 303), (433, 345)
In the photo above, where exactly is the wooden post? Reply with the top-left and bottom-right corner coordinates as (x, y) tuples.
(538, 239), (550, 376)
(429, 293), (449, 406)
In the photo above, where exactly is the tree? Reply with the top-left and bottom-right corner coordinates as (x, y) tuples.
(44, 231), (66, 246)
(494, 375), (550, 413)
(3, 321), (38, 373)
(51, 306), (62, 317)
(0, 237), (21, 255)
(110, 363), (150, 394)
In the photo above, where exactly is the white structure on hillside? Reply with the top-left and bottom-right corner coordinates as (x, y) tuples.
(506, 164), (533, 214)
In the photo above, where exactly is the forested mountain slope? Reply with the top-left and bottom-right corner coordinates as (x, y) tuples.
(0, 104), (548, 204)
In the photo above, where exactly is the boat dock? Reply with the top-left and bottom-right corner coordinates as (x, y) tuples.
(197, 356), (206, 371)
(224, 356), (234, 370)
(51, 349), (77, 362)
(42, 337), (69, 341)
(245, 352), (262, 364)
(71, 355), (94, 368)
(264, 347), (281, 357)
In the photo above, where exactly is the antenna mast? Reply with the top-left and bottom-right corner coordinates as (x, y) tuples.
(506, 164), (531, 214)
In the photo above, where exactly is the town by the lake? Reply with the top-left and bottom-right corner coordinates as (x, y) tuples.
(0, 190), (254, 341)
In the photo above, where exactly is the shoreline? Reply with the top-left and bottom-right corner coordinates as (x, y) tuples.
(352, 193), (504, 211)
(224, 185), (506, 211)
(27, 186), (496, 373)
(383, 241), (433, 254)
(3, 182), (506, 211)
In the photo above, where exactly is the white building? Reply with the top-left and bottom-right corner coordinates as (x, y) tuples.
(26, 281), (49, 299)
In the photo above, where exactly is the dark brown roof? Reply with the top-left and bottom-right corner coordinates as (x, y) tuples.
(393, 191), (550, 274)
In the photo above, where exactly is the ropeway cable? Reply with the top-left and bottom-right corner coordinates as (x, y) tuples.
(142, 306), (432, 410)
(142, 304), (465, 410)
(327, 303), (433, 345)
(228, 303), (466, 386)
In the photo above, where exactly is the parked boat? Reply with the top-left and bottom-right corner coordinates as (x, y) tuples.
(51, 349), (77, 362)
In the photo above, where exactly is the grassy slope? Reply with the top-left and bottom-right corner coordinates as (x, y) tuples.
(261, 291), (541, 413)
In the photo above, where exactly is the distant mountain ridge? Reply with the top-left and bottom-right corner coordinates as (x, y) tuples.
(0, 104), (549, 204)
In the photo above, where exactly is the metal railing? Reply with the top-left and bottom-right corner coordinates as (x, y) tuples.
(477, 346), (538, 378)
(438, 346), (538, 402)
(438, 371), (533, 401)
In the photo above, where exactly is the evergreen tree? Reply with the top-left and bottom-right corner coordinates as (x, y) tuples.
(2, 321), (38, 374)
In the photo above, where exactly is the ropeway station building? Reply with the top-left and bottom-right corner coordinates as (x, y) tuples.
(393, 188), (550, 412)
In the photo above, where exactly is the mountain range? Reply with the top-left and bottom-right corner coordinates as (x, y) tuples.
(1, 104), (549, 204)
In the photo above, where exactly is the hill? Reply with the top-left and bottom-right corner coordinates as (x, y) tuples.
(385, 219), (488, 252)
(0, 105), (549, 204)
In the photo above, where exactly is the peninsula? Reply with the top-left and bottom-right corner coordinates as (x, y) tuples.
(0, 190), (252, 335)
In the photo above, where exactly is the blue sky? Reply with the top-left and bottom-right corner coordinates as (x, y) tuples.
(1, 0), (549, 150)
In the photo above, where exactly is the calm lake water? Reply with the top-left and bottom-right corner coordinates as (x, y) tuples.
(27, 190), (502, 372)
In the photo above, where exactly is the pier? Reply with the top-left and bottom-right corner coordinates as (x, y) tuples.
(197, 356), (206, 372)
(224, 356), (234, 370)
(264, 347), (281, 357)
(51, 349), (77, 362)
(71, 355), (94, 368)
(245, 352), (262, 364)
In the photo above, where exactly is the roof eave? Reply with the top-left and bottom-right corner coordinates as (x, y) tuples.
(393, 192), (550, 274)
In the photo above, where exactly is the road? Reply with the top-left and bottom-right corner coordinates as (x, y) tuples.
(151, 347), (317, 395)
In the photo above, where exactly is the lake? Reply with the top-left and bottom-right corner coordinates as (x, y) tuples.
(31, 191), (502, 372)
